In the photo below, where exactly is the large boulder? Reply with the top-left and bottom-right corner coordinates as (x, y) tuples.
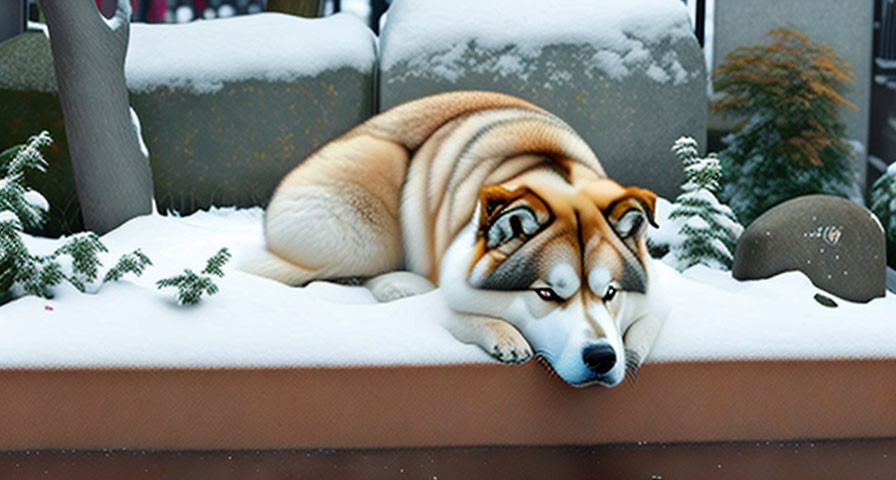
(732, 195), (887, 302)
(0, 13), (377, 234)
(378, 0), (707, 199)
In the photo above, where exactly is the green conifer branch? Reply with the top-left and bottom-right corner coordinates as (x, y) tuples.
(1, 132), (155, 303)
(156, 248), (230, 305)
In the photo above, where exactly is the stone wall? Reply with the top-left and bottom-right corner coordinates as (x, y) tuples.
(0, 15), (376, 235)
(380, 0), (708, 200)
(1, 4), (707, 234)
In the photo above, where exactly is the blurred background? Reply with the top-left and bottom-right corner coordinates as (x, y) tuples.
(25, 0), (388, 33)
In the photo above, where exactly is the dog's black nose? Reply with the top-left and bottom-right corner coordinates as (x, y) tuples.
(582, 344), (616, 374)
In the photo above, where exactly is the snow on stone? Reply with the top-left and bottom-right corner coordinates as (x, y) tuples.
(380, 0), (698, 84)
(341, 0), (372, 22)
(125, 13), (376, 94)
(0, 207), (894, 369)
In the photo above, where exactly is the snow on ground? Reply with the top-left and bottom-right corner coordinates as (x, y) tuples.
(124, 13), (376, 94)
(1, 208), (894, 369)
(380, 0), (699, 85)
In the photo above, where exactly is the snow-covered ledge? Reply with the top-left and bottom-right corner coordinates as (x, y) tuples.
(1, 209), (895, 449)
(4, 208), (895, 369)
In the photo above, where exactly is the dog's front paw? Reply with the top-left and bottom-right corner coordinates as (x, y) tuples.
(443, 314), (532, 364)
(483, 322), (533, 364)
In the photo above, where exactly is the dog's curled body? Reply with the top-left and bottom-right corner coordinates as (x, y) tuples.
(241, 91), (666, 387)
(250, 91), (601, 284)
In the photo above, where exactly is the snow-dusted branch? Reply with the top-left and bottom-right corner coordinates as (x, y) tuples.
(103, 0), (133, 33)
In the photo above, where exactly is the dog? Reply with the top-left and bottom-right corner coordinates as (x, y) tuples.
(239, 91), (665, 387)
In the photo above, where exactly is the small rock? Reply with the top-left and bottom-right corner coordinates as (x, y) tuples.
(813, 293), (838, 308)
(732, 195), (886, 302)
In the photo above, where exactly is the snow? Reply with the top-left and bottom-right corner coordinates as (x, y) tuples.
(0, 210), (19, 225)
(651, 263), (896, 362)
(1, 207), (894, 369)
(124, 13), (376, 94)
(341, 0), (372, 23)
(129, 107), (149, 159)
(647, 197), (679, 248)
(380, 0), (699, 85)
(22, 190), (48, 213)
(101, 0), (131, 33)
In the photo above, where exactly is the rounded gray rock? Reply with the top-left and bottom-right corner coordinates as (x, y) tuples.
(732, 195), (887, 302)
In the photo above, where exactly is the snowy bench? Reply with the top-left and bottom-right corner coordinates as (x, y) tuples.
(2, 209), (895, 449)
(0, 0), (894, 451)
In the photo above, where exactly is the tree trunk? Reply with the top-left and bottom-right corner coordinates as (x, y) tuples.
(38, 0), (153, 234)
(266, 0), (324, 18)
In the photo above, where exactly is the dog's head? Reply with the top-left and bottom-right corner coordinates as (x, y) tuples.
(446, 177), (656, 387)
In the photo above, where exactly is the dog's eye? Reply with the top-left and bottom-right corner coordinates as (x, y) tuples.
(487, 207), (540, 248)
(603, 285), (618, 302)
(534, 287), (563, 302)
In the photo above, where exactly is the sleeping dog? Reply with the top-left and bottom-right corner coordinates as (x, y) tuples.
(240, 91), (665, 387)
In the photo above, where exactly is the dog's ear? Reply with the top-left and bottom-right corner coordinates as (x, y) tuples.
(478, 185), (519, 223)
(602, 186), (658, 240)
(477, 185), (551, 249)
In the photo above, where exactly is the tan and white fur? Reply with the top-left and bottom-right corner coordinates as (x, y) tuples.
(240, 91), (665, 387)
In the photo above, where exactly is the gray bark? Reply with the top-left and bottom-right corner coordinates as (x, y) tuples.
(38, 0), (153, 234)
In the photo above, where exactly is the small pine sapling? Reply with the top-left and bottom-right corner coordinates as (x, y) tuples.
(871, 163), (896, 268)
(103, 249), (153, 283)
(1, 132), (153, 304)
(660, 136), (744, 272)
(0, 131), (52, 231)
(56, 232), (107, 292)
(156, 248), (231, 305)
(712, 28), (860, 226)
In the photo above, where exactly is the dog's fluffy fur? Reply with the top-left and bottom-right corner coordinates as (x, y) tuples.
(240, 91), (665, 387)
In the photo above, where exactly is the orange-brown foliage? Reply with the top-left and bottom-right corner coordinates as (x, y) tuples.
(712, 27), (855, 167)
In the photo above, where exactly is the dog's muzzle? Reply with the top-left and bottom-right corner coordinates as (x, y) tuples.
(581, 343), (617, 375)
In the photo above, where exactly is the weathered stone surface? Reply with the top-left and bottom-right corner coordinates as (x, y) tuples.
(379, 0), (707, 200)
(0, 14), (376, 234)
(131, 69), (373, 215)
(732, 195), (887, 302)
